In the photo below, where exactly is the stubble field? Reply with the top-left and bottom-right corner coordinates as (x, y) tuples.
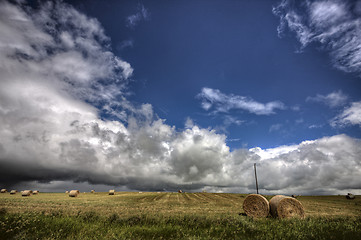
(0, 192), (360, 239)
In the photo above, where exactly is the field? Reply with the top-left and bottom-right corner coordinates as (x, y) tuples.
(0, 192), (360, 239)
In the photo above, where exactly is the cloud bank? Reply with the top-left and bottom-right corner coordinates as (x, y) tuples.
(273, 0), (361, 75)
(0, 1), (360, 195)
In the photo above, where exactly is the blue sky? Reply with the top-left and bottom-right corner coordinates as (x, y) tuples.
(71, 0), (361, 149)
(0, 0), (361, 194)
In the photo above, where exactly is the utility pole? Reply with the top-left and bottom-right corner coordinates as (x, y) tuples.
(254, 163), (259, 194)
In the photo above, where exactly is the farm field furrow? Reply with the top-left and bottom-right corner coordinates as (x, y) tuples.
(0, 192), (360, 239)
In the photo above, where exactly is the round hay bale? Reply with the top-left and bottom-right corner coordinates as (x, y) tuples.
(1, 189), (7, 193)
(65, 191), (69, 194)
(10, 190), (17, 195)
(69, 190), (79, 197)
(109, 190), (115, 195)
(22, 190), (32, 197)
(291, 194), (298, 198)
(33, 190), (39, 195)
(346, 193), (355, 199)
(269, 195), (305, 219)
(178, 190), (183, 193)
(91, 190), (95, 193)
(242, 194), (270, 218)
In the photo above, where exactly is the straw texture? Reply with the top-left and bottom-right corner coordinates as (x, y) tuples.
(243, 194), (270, 218)
(269, 195), (305, 218)
(22, 190), (32, 196)
(69, 190), (79, 197)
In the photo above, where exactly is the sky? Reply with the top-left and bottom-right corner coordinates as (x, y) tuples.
(0, 0), (360, 195)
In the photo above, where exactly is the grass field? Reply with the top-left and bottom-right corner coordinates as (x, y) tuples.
(0, 192), (360, 239)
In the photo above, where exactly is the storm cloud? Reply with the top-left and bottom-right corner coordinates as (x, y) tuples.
(0, 1), (360, 195)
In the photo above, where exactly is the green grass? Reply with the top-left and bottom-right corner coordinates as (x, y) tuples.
(0, 192), (360, 239)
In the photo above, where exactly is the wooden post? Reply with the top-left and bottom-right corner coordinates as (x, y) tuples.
(254, 163), (259, 194)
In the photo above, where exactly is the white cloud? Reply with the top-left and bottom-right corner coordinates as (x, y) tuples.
(0, 1), (360, 195)
(223, 115), (244, 126)
(169, 126), (230, 183)
(116, 58), (134, 79)
(249, 135), (361, 195)
(184, 117), (195, 129)
(269, 123), (282, 132)
(0, 0), (132, 108)
(273, 0), (361, 75)
(331, 101), (361, 127)
(295, 118), (304, 124)
(309, 1), (348, 29)
(309, 124), (323, 129)
(250, 144), (300, 160)
(306, 90), (348, 108)
(117, 39), (134, 50)
(0, 0), (135, 186)
(291, 105), (301, 111)
(126, 4), (150, 28)
(197, 87), (286, 115)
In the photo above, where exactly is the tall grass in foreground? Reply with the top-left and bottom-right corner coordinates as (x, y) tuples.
(1, 208), (360, 240)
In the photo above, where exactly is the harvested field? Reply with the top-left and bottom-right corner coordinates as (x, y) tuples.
(0, 192), (360, 239)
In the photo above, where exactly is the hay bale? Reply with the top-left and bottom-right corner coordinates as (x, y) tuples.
(33, 190), (39, 195)
(69, 190), (79, 197)
(91, 190), (95, 193)
(242, 194), (270, 218)
(22, 190), (32, 197)
(346, 193), (355, 199)
(178, 190), (183, 193)
(10, 190), (17, 195)
(65, 191), (69, 194)
(109, 190), (115, 195)
(269, 195), (305, 218)
(1, 189), (7, 193)
(291, 194), (298, 198)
